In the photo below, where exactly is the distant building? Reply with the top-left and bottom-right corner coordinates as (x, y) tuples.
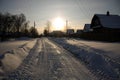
(66, 29), (74, 34)
(76, 29), (83, 34)
(91, 11), (120, 33)
(83, 24), (92, 32)
(50, 30), (65, 37)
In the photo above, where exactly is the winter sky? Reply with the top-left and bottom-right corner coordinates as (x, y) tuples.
(0, 0), (120, 33)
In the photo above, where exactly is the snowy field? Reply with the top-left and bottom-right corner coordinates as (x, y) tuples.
(0, 37), (33, 54)
(51, 38), (120, 80)
(67, 38), (120, 62)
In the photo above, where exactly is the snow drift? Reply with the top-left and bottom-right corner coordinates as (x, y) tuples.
(0, 39), (36, 75)
(51, 38), (120, 80)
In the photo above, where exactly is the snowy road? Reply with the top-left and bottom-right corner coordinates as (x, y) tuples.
(6, 38), (94, 80)
(51, 38), (120, 80)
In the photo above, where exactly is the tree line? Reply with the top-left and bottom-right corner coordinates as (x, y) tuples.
(0, 12), (39, 41)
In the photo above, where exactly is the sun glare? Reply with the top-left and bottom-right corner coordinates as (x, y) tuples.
(52, 17), (65, 31)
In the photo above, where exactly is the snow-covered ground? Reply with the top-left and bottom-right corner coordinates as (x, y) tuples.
(68, 38), (120, 62)
(0, 37), (120, 80)
(0, 37), (33, 54)
(0, 37), (37, 79)
(5, 38), (95, 80)
(50, 38), (120, 80)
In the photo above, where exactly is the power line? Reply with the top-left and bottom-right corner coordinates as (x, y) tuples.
(75, 0), (92, 19)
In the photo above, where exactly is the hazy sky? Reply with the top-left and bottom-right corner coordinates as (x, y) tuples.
(0, 0), (120, 33)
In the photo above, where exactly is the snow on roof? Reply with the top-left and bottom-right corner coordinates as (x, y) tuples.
(95, 14), (120, 29)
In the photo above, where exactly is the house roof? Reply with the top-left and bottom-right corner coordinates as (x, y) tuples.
(95, 14), (120, 29)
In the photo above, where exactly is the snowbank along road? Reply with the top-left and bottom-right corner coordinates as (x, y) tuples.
(5, 38), (94, 80)
(0, 38), (33, 54)
(51, 38), (120, 80)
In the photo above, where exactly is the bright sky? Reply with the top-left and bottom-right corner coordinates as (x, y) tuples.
(0, 0), (120, 33)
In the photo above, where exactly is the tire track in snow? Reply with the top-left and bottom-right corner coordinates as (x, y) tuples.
(5, 38), (94, 80)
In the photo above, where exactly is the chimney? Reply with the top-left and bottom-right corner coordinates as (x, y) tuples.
(107, 11), (110, 16)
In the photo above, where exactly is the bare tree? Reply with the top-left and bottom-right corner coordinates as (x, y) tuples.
(29, 27), (39, 37)
(15, 13), (26, 36)
(0, 12), (39, 41)
(21, 21), (30, 36)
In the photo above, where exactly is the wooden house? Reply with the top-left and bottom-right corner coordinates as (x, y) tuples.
(90, 11), (120, 34)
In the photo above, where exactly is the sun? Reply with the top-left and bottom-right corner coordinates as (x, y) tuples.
(52, 17), (65, 31)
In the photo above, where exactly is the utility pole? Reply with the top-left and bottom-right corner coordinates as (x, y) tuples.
(34, 21), (36, 37)
(47, 20), (51, 33)
(34, 21), (36, 28)
(66, 20), (68, 33)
